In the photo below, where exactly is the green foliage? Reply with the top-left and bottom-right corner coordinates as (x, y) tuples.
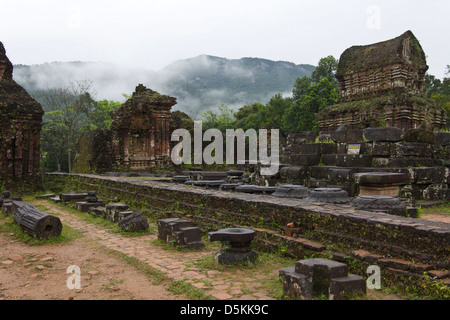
(84, 99), (121, 130)
(310, 55), (339, 86)
(284, 77), (338, 133)
(424, 66), (450, 128)
(199, 55), (339, 136)
(201, 104), (236, 131)
(36, 81), (122, 173)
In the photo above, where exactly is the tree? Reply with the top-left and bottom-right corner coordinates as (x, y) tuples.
(201, 104), (236, 131)
(37, 80), (96, 172)
(310, 55), (339, 85)
(234, 103), (266, 130)
(284, 78), (338, 132)
(85, 99), (121, 130)
(264, 93), (294, 136)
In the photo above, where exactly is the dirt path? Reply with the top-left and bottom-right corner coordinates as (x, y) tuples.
(0, 220), (182, 300)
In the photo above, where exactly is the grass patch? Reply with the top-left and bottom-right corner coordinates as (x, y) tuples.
(420, 203), (450, 216)
(167, 280), (214, 300)
(109, 250), (170, 285)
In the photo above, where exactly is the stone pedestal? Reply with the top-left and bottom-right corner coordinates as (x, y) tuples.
(208, 228), (258, 265)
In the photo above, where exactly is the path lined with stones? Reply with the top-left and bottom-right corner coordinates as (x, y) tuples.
(33, 199), (275, 300)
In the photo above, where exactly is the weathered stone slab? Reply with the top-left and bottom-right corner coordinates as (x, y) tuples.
(272, 185), (309, 199)
(118, 212), (149, 232)
(280, 166), (309, 181)
(171, 175), (190, 183)
(197, 171), (228, 181)
(435, 132), (450, 146)
(289, 154), (321, 166)
(307, 188), (351, 204)
(157, 218), (204, 249)
(105, 203), (129, 221)
(371, 142), (391, 156)
(75, 201), (105, 213)
(354, 172), (409, 186)
(279, 267), (313, 300)
(404, 128), (436, 144)
(330, 130), (364, 143)
(60, 193), (88, 202)
(219, 183), (241, 191)
(363, 127), (404, 142)
(329, 274), (366, 300)
(352, 195), (407, 216)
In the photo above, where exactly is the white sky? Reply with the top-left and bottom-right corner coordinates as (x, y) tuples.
(0, 0), (449, 78)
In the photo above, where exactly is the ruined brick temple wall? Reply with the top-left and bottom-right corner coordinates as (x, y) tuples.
(0, 42), (43, 188)
(111, 84), (176, 171)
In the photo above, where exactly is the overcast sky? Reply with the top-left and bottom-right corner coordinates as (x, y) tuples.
(1, 0), (449, 78)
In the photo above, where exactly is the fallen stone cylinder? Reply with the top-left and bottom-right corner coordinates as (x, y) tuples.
(12, 201), (63, 239)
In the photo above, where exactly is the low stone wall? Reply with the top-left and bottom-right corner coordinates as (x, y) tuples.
(45, 173), (449, 269)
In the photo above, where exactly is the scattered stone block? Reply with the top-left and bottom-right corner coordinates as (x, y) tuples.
(157, 218), (204, 249)
(329, 274), (367, 300)
(60, 193), (89, 202)
(280, 258), (366, 300)
(105, 203), (129, 222)
(75, 192), (105, 213)
(2, 202), (12, 214)
(363, 127), (404, 142)
(118, 212), (149, 232)
(279, 267), (313, 300)
(88, 207), (106, 218)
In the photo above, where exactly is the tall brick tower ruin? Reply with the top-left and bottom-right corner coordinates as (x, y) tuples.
(317, 30), (447, 132)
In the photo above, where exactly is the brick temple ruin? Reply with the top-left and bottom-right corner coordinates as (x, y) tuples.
(73, 84), (179, 172)
(278, 31), (450, 203)
(0, 41), (43, 188)
(317, 30), (446, 132)
(111, 84), (177, 170)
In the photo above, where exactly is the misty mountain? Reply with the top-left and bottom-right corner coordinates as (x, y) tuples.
(13, 55), (315, 118)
